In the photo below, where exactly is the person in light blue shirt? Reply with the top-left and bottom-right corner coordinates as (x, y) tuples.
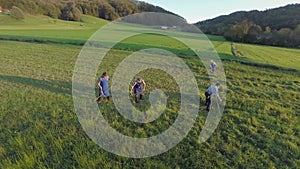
(210, 60), (217, 73)
(96, 72), (110, 103)
(205, 83), (222, 111)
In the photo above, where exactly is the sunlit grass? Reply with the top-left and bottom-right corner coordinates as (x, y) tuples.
(0, 15), (299, 168)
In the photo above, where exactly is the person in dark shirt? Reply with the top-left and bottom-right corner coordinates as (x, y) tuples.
(130, 78), (146, 103)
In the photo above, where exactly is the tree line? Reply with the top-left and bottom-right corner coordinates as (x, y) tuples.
(224, 21), (300, 48)
(196, 4), (300, 48)
(0, 0), (176, 21)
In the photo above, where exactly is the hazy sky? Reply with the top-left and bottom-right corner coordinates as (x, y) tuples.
(143, 0), (300, 23)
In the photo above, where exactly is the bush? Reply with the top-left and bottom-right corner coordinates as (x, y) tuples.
(60, 3), (81, 21)
(10, 6), (25, 20)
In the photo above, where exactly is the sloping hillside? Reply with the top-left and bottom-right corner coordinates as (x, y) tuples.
(0, 0), (179, 21)
(196, 4), (300, 34)
(195, 4), (300, 48)
(0, 13), (108, 45)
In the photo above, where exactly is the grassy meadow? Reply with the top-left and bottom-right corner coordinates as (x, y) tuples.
(0, 14), (299, 168)
(0, 14), (108, 45)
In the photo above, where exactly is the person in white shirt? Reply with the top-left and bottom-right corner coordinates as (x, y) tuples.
(210, 60), (217, 73)
(205, 83), (222, 111)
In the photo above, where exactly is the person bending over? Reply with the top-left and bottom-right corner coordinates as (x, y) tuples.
(130, 78), (146, 103)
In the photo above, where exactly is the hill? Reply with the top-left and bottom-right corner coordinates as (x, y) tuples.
(195, 4), (300, 48)
(0, 0), (179, 21)
(0, 13), (108, 45)
(0, 13), (108, 29)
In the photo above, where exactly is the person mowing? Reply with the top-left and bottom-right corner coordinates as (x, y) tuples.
(130, 78), (146, 103)
(96, 72), (110, 103)
(205, 83), (222, 111)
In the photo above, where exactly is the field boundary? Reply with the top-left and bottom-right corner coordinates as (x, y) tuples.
(0, 36), (85, 46)
(222, 58), (300, 74)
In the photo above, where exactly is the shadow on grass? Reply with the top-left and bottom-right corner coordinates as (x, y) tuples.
(0, 75), (71, 95)
(0, 35), (85, 46)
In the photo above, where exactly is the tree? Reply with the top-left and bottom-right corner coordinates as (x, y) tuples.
(245, 24), (262, 43)
(197, 4), (300, 48)
(60, 2), (81, 21)
(224, 24), (244, 41)
(44, 3), (61, 19)
(275, 28), (292, 46)
(241, 20), (251, 34)
(10, 6), (25, 20)
(290, 25), (300, 47)
(0, 0), (174, 22)
(98, 2), (119, 20)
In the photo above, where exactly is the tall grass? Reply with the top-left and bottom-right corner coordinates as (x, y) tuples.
(0, 15), (299, 168)
(0, 38), (299, 168)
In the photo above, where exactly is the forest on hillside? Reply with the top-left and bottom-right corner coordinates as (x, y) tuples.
(0, 0), (176, 21)
(196, 4), (300, 48)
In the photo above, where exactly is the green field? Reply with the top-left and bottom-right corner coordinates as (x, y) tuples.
(0, 14), (108, 45)
(236, 43), (300, 70)
(0, 14), (299, 168)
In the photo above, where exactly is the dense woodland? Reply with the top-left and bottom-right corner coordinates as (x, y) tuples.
(0, 0), (176, 21)
(196, 4), (300, 48)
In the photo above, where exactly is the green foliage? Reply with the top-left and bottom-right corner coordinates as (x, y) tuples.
(10, 6), (25, 20)
(98, 1), (119, 20)
(223, 20), (300, 48)
(246, 24), (262, 42)
(196, 4), (300, 33)
(196, 4), (300, 48)
(61, 2), (81, 21)
(0, 0), (176, 21)
(224, 24), (245, 42)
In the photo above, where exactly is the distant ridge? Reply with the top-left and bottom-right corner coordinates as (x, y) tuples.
(0, 0), (180, 21)
(195, 4), (300, 48)
(195, 4), (300, 33)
